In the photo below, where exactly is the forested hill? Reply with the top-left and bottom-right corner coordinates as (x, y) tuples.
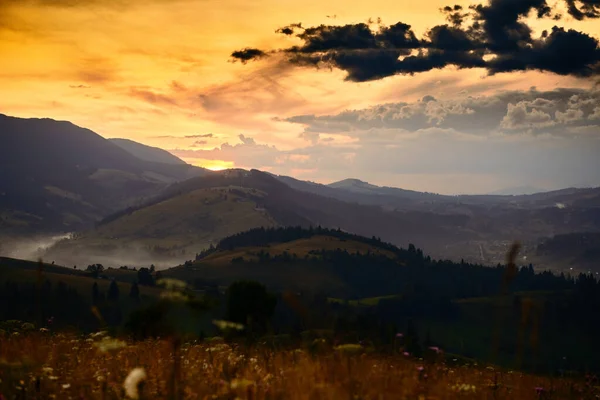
(195, 226), (412, 260)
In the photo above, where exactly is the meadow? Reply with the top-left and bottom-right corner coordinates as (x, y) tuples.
(1, 331), (598, 400)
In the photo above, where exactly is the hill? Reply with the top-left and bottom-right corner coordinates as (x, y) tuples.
(161, 226), (600, 372)
(109, 138), (186, 165)
(0, 114), (208, 235)
(41, 168), (600, 270)
(41, 169), (474, 268)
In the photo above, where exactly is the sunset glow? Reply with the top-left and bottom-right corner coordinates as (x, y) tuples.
(1, 0), (599, 193)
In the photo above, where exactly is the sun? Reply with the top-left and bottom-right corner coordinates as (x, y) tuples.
(182, 158), (234, 171)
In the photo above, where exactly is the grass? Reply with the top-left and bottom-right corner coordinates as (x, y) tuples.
(0, 257), (162, 299)
(0, 333), (597, 399)
(45, 187), (278, 266)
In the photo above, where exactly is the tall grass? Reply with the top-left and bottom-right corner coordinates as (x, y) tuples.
(0, 332), (597, 399)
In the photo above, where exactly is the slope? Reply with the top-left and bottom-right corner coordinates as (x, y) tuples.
(109, 138), (186, 165)
(42, 169), (470, 268)
(0, 114), (208, 234)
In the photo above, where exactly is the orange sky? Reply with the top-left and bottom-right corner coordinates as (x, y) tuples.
(1, 0), (599, 193)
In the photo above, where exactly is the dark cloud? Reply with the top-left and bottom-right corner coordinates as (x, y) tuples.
(185, 133), (213, 138)
(230, 48), (268, 64)
(69, 84), (91, 89)
(565, 0), (600, 20)
(231, 0), (600, 82)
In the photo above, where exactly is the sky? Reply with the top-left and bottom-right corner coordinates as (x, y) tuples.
(1, 0), (599, 194)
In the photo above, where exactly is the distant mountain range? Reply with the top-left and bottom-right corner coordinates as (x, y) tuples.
(1, 113), (599, 272)
(486, 185), (548, 196)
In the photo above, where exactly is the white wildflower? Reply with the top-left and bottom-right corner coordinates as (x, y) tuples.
(123, 367), (147, 399)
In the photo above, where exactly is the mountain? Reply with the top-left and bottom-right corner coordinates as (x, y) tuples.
(41, 167), (600, 270)
(328, 178), (442, 199)
(109, 138), (186, 165)
(42, 169), (472, 268)
(487, 185), (546, 196)
(0, 114), (208, 234)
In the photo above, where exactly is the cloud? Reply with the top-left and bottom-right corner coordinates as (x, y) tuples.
(285, 87), (600, 137)
(129, 88), (177, 106)
(168, 127), (600, 193)
(238, 134), (256, 145)
(185, 133), (213, 138)
(565, 0), (600, 20)
(500, 102), (555, 130)
(231, 0), (600, 82)
(230, 48), (268, 64)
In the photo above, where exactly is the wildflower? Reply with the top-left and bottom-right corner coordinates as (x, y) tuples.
(62, 384), (70, 389)
(39, 328), (49, 333)
(417, 366), (424, 372)
(453, 383), (476, 393)
(403, 352), (410, 356)
(90, 331), (108, 338)
(396, 333), (404, 338)
(42, 367), (54, 375)
(213, 320), (244, 331)
(123, 368), (147, 400)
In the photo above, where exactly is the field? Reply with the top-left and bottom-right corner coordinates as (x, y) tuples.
(43, 187), (278, 268)
(1, 332), (598, 400)
(0, 257), (161, 299)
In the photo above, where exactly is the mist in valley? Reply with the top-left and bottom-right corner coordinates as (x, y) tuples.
(0, 234), (185, 270)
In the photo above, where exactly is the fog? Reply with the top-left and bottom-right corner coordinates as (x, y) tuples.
(0, 233), (73, 261)
(0, 234), (186, 270)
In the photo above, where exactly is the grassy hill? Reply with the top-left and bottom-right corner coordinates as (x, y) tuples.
(0, 114), (208, 235)
(0, 256), (160, 298)
(41, 169), (473, 268)
(39, 167), (600, 270)
(44, 185), (278, 268)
